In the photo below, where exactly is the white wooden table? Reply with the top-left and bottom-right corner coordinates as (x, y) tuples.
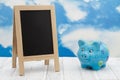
(0, 57), (120, 80)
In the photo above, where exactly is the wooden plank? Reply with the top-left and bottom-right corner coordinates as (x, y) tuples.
(28, 60), (48, 80)
(0, 57), (120, 80)
(95, 59), (118, 80)
(0, 58), (16, 80)
(76, 59), (99, 80)
(11, 59), (31, 80)
(46, 58), (64, 80)
(80, 68), (99, 80)
(63, 57), (119, 80)
(0, 58), (9, 68)
(63, 57), (82, 80)
(108, 58), (120, 80)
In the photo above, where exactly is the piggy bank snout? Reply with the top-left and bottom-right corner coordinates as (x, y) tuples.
(81, 53), (89, 59)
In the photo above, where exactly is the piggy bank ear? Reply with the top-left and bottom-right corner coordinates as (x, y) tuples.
(78, 40), (85, 46)
(92, 42), (100, 50)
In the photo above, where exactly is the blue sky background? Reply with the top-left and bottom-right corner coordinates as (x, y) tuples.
(0, 0), (120, 57)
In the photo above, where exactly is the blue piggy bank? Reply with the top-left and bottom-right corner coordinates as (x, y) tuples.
(77, 40), (109, 70)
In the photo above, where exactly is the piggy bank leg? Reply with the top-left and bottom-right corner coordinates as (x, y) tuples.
(92, 66), (101, 70)
(81, 64), (87, 68)
(101, 64), (106, 68)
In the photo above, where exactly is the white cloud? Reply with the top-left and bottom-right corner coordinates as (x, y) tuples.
(116, 5), (120, 13)
(60, 26), (120, 57)
(0, 0), (25, 8)
(25, 0), (36, 5)
(0, 0), (55, 8)
(58, 24), (70, 34)
(58, 0), (87, 22)
(84, 0), (90, 3)
(61, 28), (100, 42)
(0, 27), (12, 48)
(61, 27), (100, 54)
(90, 1), (101, 10)
(26, 0), (55, 5)
(99, 30), (120, 57)
(36, 0), (55, 5)
(0, 0), (7, 3)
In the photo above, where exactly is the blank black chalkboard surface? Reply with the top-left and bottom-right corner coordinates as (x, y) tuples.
(21, 10), (53, 56)
(12, 6), (59, 76)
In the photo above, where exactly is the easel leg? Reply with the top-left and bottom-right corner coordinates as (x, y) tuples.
(12, 52), (17, 68)
(12, 24), (17, 68)
(45, 60), (49, 65)
(18, 59), (24, 76)
(54, 58), (60, 72)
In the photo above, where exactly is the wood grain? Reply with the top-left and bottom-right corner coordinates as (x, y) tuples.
(0, 57), (120, 80)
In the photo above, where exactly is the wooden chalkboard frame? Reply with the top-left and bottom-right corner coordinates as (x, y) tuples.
(12, 5), (59, 76)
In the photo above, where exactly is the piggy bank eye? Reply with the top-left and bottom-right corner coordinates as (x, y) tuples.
(89, 49), (93, 53)
(81, 48), (84, 51)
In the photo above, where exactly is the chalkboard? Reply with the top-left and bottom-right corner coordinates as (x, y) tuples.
(13, 6), (59, 76)
(20, 10), (53, 56)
